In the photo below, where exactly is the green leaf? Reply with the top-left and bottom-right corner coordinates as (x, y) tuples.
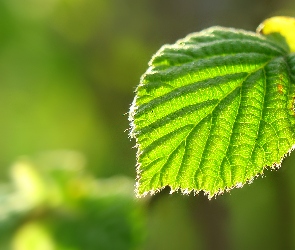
(129, 24), (295, 198)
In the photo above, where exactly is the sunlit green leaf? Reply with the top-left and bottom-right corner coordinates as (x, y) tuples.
(130, 25), (295, 198)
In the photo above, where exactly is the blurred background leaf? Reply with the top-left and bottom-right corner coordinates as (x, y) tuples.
(0, 151), (146, 250)
(0, 0), (295, 249)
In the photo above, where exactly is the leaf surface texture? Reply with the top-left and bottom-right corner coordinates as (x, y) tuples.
(129, 26), (295, 198)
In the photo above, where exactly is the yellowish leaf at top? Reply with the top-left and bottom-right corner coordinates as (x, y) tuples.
(257, 16), (295, 52)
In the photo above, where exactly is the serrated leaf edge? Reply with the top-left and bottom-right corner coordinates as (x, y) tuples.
(128, 26), (295, 200)
(133, 144), (295, 199)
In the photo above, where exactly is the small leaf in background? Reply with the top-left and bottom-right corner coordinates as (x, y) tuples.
(257, 16), (295, 52)
(129, 17), (295, 198)
(13, 222), (54, 250)
(0, 151), (146, 250)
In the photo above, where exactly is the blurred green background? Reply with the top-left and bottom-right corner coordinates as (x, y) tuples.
(1, 0), (295, 249)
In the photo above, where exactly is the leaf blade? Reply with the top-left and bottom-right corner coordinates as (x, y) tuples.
(129, 26), (295, 198)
